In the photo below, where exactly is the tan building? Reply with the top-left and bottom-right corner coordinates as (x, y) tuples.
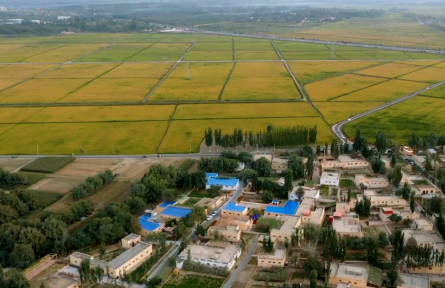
(329, 263), (370, 288)
(253, 154), (273, 162)
(212, 215), (252, 231)
(222, 202), (248, 217)
(332, 216), (363, 238)
(272, 157), (288, 173)
(321, 155), (368, 170)
(368, 195), (407, 208)
(354, 174), (389, 189)
(196, 195), (226, 213)
(414, 219), (434, 231)
(293, 198), (325, 225)
(398, 274), (430, 288)
(258, 248), (286, 268)
(270, 216), (301, 243)
(49, 277), (80, 288)
(402, 229), (444, 247)
(69, 234), (153, 279)
(379, 207), (419, 222)
(208, 224), (241, 242)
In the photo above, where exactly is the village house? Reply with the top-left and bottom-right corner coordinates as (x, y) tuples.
(332, 215), (363, 238)
(354, 174), (389, 189)
(378, 207), (419, 222)
(320, 171), (340, 186)
(321, 155), (368, 170)
(257, 248), (286, 268)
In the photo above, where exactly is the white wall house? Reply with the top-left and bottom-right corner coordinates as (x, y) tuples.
(320, 172), (340, 186)
(176, 243), (241, 271)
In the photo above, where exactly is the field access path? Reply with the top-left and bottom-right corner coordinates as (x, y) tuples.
(331, 80), (445, 141)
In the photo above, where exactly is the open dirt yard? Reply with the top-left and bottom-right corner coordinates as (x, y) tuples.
(87, 181), (131, 209)
(0, 158), (34, 172)
(56, 158), (123, 178)
(114, 157), (189, 181)
(27, 175), (82, 194)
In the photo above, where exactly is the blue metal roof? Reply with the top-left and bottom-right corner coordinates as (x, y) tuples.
(225, 202), (246, 212)
(207, 178), (239, 187)
(160, 206), (192, 218)
(139, 214), (161, 232)
(158, 201), (177, 208)
(206, 173), (218, 178)
(265, 201), (300, 215)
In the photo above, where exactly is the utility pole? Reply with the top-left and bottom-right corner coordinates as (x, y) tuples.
(186, 56), (191, 80)
(112, 145), (115, 155)
(36, 145), (39, 155)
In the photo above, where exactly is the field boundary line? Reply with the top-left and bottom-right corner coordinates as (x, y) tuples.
(303, 61), (390, 85)
(271, 41), (307, 101)
(402, 51), (414, 59)
(391, 60), (445, 80)
(327, 78), (392, 101)
(67, 43), (114, 63)
(143, 36), (202, 101)
(325, 44), (345, 60)
(54, 63), (123, 103)
(121, 43), (156, 62)
(417, 95), (445, 100)
(155, 105), (178, 153)
(17, 44), (70, 63)
(218, 62), (237, 100)
(232, 37), (236, 60)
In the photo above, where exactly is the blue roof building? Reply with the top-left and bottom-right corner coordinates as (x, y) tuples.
(222, 202), (248, 216)
(139, 214), (162, 233)
(265, 201), (300, 216)
(206, 177), (240, 191)
(206, 173), (218, 179)
(160, 206), (192, 218)
(158, 201), (177, 208)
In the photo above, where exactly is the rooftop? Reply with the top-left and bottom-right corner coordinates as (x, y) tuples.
(195, 197), (222, 208)
(139, 214), (161, 231)
(207, 177), (239, 187)
(330, 262), (368, 282)
(295, 198), (315, 216)
(158, 201), (177, 208)
(321, 172), (339, 180)
(402, 229), (443, 244)
(206, 173), (218, 178)
(108, 242), (151, 269)
(272, 158), (287, 164)
(265, 201), (299, 215)
(178, 243), (241, 264)
(122, 233), (140, 241)
(50, 276), (79, 288)
(415, 219), (432, 226)
(214, 216), (251, 228)
(364, 189), (377, 196)
(398, 274), (430, 288)
(271, 216), (300, 234)
(332, 217), (361, 233)
(338, 155), (364, 162)
(258, 248), (286, 260)
(224, 202), (247, 212)
(253, 154), (273, 162)
(160, 206), (192, 218)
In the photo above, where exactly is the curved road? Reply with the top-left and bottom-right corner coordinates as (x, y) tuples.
(331, 80), (445, 141)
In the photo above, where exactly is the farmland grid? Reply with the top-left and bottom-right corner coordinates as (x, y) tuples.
(0, 32), (444, 154)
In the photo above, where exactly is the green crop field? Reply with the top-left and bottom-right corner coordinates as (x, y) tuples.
(0, 32), (442, 155)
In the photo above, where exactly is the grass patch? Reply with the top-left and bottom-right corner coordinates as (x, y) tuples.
(188, 190), (212, 198)
(177, 197), (200, 207)
(29, 190), (63, 208)
(340, 179), (355, 188)
(320, 185), (329, 195)
(179, 159), (196, 171)
(22, 157), (75, 173)
(163, 274), (224, 288)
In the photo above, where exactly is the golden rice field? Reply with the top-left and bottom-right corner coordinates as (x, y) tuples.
(0, 32), (443, 154)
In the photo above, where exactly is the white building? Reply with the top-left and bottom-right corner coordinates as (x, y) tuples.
(321, 155), (368, 170)
(176, 242), (241, 271)
(6, 19), (23, 24)
(320, 172), (340, 186)
(288, 186), (320, 201)
(206, 173), (239, 191)
(58, 16), (71, 20)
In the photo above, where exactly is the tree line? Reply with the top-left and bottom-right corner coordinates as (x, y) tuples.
(0, 168), (28, 187)
(204, 125), (318, 149)
(72, 170), (114, 200)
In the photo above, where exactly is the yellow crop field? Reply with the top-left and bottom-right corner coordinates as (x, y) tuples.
(102, 63), (173, 78)
(170, 62), (234, 78)
(231, 62), (288, 78)
(159, 117), (332, 153)
(38, 63), (119, 79)
(75, 44), (149, 62)
(305, 74), (386, 101)
(23, 44), (107, 63)
(25, 105), (176, 123)
(333, 80), (429, 102)
(193, 42), (233, 50)
(399, 60), (443, 66)
(0, 44), (26, 51)
(222, 77), (301, 100)
(60, 78), (159, 103)
(0, 44), (63, 62)
(419, 84), (445, 98)
(433, 61), (445, 68)
(314, 101), (384, 124)
(0, 79), (88, 104)
(151, 78), (228, 101)
(0, 124), (15, 135)
(0, 121), (169, 155)
(186, 51), (233, 61)
(235, 51), (279, 60)
(288, 61), (380, 83)
(0, 64), (56, 79)
(399, 67), (445, 83)
(0, 79), (26, 91)
(357, 63), (422, 78)
(174, 103), (318, 119)
(0, 107), (42, 123)
(126, 43), (191, 62)
(235, 41), (274, 51)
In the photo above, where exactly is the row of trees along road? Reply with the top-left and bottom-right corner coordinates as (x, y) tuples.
(204, 125), (318, 149)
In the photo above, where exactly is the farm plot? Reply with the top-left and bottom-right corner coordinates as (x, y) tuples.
(0, 64), (57, 79)
(0, 121), (169, 155)
(281, 51), (333, 60)
(163, 274), (224, 288)
(25, 105), (175, 123)
(59, 78), (160, 103)
(159, 116), (332, 153)
(332, 80), (429, 102)
(360, 50), (414, 60)
(186, 51), (233, 61)
(56, 159), (122, 178)
(174, 102), (318, 119)
(398, 60), (443, 67)
(314, 101), (384, 124)
(334, 51), (377, 60)
(151, 62), (233, 101)
(343, 96), (445, 143)
(235, 51), (279, 60)
(288, 61), (380, 83)
(37, 63), (119, 79)
(274, 41), (330, 51)
(0, 44), (26, 51)
(86, 181), (132, 210)
(199, 35), (233, 42)
(192, 42), (233, 50)
(0, 79), (88, 104)
(420, 84), (445, 98)
(0, 44), (63, 62)
(23, 44), (107, 63)
(305, 74), (386, 101)
(404, 52), (445, 59)
(235, 41), (274, 51)
(0, 79), (27, 92)
(125, 43), (191, 61)
(113, 157), (186, 180)
(398, 67), (445, 83)
(22, 157), (75, 173)
(0, 158), (34, 172)
(356, 62), (423, 78)
(75, 44), (149, 62)
(28, 177), (82, 194)
(433, 61), (445, 68)
(101, 63), (173, 78)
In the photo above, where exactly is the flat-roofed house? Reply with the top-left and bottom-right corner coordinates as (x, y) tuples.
(208, 224), (241, 242)
(329, 263), (382, 288)
(272, 157), (288, 173)
(321, 155), (368, 170)
(270, 216), (301, 243)
(222, 202), (248, 217)
(367, 195), (407, 208)
(264, 201), (300, 218)
(320, 172), (340, 186)
(354, 174), (389, 189)
(196, 195), (226, 213)
(289, 186), (320, 201)
(258, 248), (286, 268)
(414, 219), (433, 231)
(332, 216), (363, 238)
(379, 207), (419, 222)
(293, 198), (325, 225)
(206, 177), (239, 191)
(49, 277), (80, 288)
(398, 273), (430, 288)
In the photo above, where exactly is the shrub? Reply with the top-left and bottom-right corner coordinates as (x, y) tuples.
(22, 157), (75, 173)
(254, 268), (288, 282)
(72, 170), (114, 200)
(256, 218), (282, 233)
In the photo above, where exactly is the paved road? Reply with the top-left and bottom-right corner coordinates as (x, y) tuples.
(222, 235), (259, 288)
(331, 80), (445, 141)
(198, 30), (445, 55)
(0, 153), (220, 159)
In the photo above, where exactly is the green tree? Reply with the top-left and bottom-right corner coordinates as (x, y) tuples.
(347, 188), (351, 202)
(79, 259), (91, 285)
(204, 128), (213, 148)
(284, 169), (293, 192)
(288, 155), (305, 180)
(168, 257), (176, 268)
(389, 214), (402, 223)
(262, 190), (274, 203)
(396, 181), (412, 201)
(391, 165), (403, 188)
(296, 187), (305, 201)
(386, 269), (399, 288)
(310, 270), (318, 288)
(195, 225), (206, 236)
(307, 153), (314, 179)
(207, 185), (222, 198)
(353, 129), (362, 151)
(10, 244), (35, 269)
(425, 153), (433, 172)
(146, 276), (162, 288)
(252, 157), (272, 177)
(123, 196), (145, 214)
(375, 131), (387, 155)
(378, 231), (389, 248)
(410, 192), (416, 213)
(390, 153), (397, 168)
